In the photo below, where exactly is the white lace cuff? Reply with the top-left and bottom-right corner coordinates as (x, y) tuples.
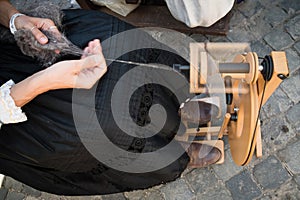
(0, 80), (27, 128)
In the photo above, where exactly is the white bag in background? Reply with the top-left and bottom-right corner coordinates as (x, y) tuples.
(91, 0), (140, 16)
(165, 0), (235, 28)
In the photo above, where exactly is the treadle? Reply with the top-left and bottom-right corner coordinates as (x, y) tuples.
(189, 96), (222, 118)
(76, 0), (232, 35)
(176, 138), (225, 166)
(192, 140), (225, 164)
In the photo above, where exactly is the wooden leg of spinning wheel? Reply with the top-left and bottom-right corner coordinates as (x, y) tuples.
(207, 122), (212, 140)
(218, 113), (231, 139)
(0, 174), (4, 188)
(256, 121), (262, 158)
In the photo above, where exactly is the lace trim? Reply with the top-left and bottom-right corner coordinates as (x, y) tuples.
(0, 80), (27, 126)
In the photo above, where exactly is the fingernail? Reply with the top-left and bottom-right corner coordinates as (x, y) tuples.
(40, 37), (48, 43)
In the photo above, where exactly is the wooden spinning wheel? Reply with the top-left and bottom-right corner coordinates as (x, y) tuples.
(177, 43), (289, 167)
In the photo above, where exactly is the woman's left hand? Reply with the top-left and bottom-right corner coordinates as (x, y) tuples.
(10, 39), (107, 107)
(14, 15), (61, 44)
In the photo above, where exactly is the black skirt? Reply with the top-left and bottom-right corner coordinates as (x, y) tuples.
(0, 9), (190, 195)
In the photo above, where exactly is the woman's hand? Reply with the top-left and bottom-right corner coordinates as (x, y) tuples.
(10, 39), (107, 107)
(14, 15), (60, 44)
(45, 39), (107, 90)
(0, 0), (59, 44)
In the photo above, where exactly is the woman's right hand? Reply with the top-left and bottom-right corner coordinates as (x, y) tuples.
(44, 39), (107, 90)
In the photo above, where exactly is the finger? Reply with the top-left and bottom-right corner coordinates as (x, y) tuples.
(92, 39), (102, 52)
(88, 39), (102, 54)
(48, 26), (61, 36)
(31, 27), (48, 44)
(38, 19), (61, 36)
(94, 39), (101, 47)
(87, 39), (98, 48)
(83, 39), (102, 60)
(81, 47), (90, 59)
(48, 25), (58, 31)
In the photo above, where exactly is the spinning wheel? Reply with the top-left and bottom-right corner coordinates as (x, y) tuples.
(176, 43), (289, 167)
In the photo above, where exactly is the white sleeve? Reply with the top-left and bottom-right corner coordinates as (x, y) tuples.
(0, 80), (27, 129)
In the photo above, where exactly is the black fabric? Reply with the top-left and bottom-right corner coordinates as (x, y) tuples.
(0, 9), (189, 195)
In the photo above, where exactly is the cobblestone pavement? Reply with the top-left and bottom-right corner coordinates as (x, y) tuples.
(1, 0), (299, 199)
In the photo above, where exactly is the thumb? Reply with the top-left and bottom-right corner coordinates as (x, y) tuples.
(31, 27), (48, 44)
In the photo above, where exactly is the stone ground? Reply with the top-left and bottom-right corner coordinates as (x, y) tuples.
(1, 0), (299, 199)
